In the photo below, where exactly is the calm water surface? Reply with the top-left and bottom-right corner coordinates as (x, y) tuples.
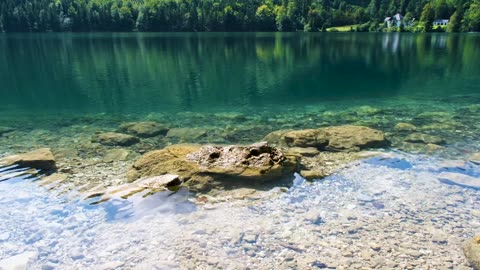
(0, 32), (479, 115)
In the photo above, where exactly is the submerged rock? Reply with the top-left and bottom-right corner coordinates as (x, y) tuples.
(355, 105), (381, 115)
(264, 125), (387, 152)
(93, 132), (140, 146)
(394, 123), (417, 132)
(166, 128), (208, 141)
(404, 133), (445, 145)
(103, 148), (132, 163)
(127, 142), (298, 192)
(0, 148), (56, 171)
(463, 236), (480, 269)
(119, 121), (169, 138)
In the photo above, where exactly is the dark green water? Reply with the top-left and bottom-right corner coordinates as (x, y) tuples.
(1, 33), (479, 115)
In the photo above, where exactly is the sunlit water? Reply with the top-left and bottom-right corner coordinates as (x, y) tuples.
(0, 33), (479, 268)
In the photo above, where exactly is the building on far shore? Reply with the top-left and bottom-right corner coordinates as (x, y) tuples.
(384, 14), (414, 28)
(433, 19), (449, 26)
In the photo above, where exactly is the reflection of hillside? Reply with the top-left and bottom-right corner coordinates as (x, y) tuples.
(0, 33), (479, 113)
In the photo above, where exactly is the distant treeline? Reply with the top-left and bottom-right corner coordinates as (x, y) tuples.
(0, 0), (479, 32)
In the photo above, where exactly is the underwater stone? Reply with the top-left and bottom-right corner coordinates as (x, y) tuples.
(1, 148), (56, 171)
(264, 125), (387, 152)
(93, 132), (140, 146)
(404, 133), (445, 145)
(394, 123), (417, 132)
(119, 121), (169, 138)
(103, 148), (131, 163)
(463, 236), (480, 270)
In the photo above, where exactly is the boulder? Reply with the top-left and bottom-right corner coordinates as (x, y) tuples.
(394, 123), (417, 132)
(322, 126), (386, 151)
(93, 132), (139, 146)
(0, 148), (56, 171)
(119, 121), (169, 138)
(127, 142), (298, 192)
(463, 236), (480, 269)
(404, 133), (445, 145)
(264, 126), (387, 152)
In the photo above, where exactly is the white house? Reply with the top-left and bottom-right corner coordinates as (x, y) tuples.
(433, 19), (449, 26)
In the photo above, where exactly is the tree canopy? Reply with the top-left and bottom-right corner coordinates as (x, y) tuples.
(0, 0), (478, 32)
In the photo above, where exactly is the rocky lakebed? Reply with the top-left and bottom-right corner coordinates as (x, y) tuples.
(0, 101), (480, 269)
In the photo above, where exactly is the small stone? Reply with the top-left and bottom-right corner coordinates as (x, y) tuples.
(394, 123), (417, 132)
(93, 132), (139, 146)
(119, 121), (169, 138)
(103, 148), (131, 163)
(404, 133), (445, 145)
(300, 170), (327, 180)
(369, 242), (381, 251)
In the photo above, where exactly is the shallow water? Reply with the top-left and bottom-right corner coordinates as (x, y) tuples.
(0, 33), (480, 269)
(0, 154), (479, 269)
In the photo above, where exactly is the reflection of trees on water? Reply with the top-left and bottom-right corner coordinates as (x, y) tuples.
(0, 33), (479, 113)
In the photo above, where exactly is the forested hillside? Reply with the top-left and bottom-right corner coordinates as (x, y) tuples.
(0, 0), (479, 32)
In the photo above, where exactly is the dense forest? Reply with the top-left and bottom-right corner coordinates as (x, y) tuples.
(0, 0), (479, 32)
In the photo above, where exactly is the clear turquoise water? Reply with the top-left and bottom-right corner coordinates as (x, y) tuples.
(0, 33), (479, 115)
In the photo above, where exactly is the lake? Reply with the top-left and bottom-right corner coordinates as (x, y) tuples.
(0, 33), (479, 269)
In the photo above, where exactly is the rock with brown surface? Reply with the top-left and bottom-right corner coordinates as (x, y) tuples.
(404, 133), (445, 145)
(264, 125), (387, 152)
(93, 132), (140, 146)
(127, 142), (298, 192)
(0, 148), (56, 171)
(119, 121), (169, 138)
(464, 236), (480, 270)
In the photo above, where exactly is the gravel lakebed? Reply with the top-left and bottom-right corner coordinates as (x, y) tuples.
(0, 151), (479, 269)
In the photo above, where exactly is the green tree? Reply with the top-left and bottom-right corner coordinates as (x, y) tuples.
(463, 0), (480, 31)
(420, 3), (435, 31)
